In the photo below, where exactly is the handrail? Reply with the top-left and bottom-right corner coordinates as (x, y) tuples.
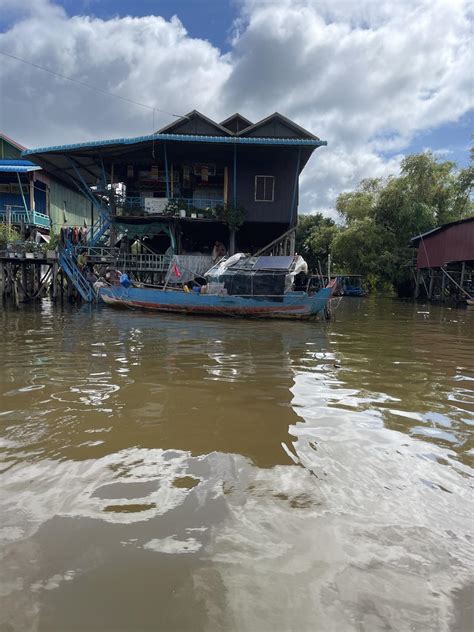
(254, 226), (296, 257)
(116, 197), (224, 215)
(0, 207), (50, 228)
(88, 209), (111, 246)
(117, 253), (171, 271)
(59, 243), (95, 302)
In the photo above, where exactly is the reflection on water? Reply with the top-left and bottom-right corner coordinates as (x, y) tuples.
(0, 299), (473, 631)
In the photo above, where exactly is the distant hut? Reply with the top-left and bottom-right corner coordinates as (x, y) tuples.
(411, 217), (474, 302)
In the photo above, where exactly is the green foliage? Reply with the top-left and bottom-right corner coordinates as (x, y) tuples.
(47, 231), (60, 251)
(0, 223), (21, 247)
(164, 198), (187, 216)
(213, 203), (247, 231)
(300, 147), (473, 294)
(296, 213), (341, 272)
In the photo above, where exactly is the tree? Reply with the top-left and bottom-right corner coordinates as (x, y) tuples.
(299, 147), (472, 294)
(296, 213), (339, 272)
(336, 178), (381, 224)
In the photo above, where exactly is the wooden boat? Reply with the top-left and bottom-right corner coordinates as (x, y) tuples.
(98, 254), (336, 320)
(99, 284), (334, 319)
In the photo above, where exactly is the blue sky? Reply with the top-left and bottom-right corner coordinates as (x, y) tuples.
(0, 0), (471, 214)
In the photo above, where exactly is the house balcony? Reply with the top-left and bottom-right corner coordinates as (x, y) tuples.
(0, 205), (50, 229)
(116, 197), (225, 218)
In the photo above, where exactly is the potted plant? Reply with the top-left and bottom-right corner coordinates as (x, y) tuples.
(25, 241), (36, 259)
(0, 224), (21, 254)
(46, 232), (59, 259)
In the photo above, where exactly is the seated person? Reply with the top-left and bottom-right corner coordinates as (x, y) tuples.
(212, 241), (227, 261)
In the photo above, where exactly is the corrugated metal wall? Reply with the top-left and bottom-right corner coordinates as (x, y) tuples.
(49, 180), (94, 232)
(416, 220), (474, 268)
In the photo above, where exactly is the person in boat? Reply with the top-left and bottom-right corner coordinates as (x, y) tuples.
(212, 241), (227, 261)
(105, 268), (122, 286)
(85, 265), (98, 284)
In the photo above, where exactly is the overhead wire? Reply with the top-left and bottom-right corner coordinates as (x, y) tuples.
(0, 50), (185, 120)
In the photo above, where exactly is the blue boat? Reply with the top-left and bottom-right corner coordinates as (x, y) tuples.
(98, 254), (336, 320)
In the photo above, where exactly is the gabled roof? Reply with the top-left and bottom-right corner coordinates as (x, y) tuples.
(411, 216), (474, 244)
(220, 113), (253, 134)
(156, 110), (231, 137)
(237, 112), (319, 140)
(0, 133), (27, 152)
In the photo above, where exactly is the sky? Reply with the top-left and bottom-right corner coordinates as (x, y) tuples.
(0, 0), (472, 216)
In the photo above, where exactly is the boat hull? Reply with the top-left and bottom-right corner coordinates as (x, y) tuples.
(98, 286), (334, 320)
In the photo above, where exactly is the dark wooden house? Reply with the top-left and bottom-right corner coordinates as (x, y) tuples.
(411, 216), (474, 302)
(24, 111), (326, 256)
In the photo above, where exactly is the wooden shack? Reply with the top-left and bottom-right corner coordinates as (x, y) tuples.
(411, 217), (474, 302)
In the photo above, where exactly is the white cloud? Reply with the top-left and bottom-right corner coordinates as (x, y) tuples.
(0, 0), (471, 215)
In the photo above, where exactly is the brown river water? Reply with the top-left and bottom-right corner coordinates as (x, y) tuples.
(0, 298), (473, 632)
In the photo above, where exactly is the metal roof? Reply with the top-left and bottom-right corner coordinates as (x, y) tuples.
(411, 216), (474, 243)
(0, 159), (41, 173)
(23, 132), (327, 157)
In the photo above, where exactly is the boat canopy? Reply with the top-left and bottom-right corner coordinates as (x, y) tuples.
(205, 254), (308, 298)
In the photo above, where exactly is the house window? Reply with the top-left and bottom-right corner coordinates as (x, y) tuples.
(255, 176), (274, 202)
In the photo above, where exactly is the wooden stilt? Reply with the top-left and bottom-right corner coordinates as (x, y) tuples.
(52, 262), (58, 301)
(428, 269), (434, 300)
(460, 262), (466, 291)
(414, 269), (421, 298)
(0, 261), (4, 300)
(22, 265), (28, 301)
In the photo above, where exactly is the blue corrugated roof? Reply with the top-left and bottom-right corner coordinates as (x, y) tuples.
(0, 159), (42, 173)
(0, 159), (38, 166)
(23, 132), (327, 156)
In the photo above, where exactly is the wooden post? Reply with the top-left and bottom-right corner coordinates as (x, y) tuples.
(233, 144), (237, 208)
(36, 264), (41, 298)
(60, 269), (64, 304)
(0, 261), (4, 300)
(460, 262), (466, 290)
(13, 276), (19, 308)
(164, 143), (170, 199)
(52, 262), (58, 301)
(414, 269), (421, 298)
(224, 167), (228, 205)
(229, 228), (236, 256)
(7, 262), (13, 297)
(29, 175), (35, 212)
(428, 269), (434, 300)
(441, 269), (446, 302)
(289, 231), (296, 256)
(22, 265), (28, 301)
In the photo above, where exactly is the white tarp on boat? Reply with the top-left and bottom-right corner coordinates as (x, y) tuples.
(165, 255), (213, 284)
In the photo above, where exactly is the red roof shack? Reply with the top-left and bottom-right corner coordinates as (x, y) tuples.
(411, 217), (474, 269)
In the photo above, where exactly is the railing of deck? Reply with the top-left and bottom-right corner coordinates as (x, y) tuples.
(116, 197), (224, 215)
(117, 253), (171, 271)
(82, 246), (119, 260)
(0, 206), (50, 228)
